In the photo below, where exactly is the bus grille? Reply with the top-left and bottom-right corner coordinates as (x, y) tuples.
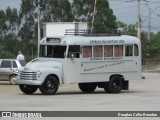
(20, 71), (37, 80)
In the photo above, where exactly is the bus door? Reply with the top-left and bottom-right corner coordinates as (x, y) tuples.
(65, 45), (81, 83)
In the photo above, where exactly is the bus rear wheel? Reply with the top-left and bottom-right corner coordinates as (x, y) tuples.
(104, 76), (122, 93)
(39, 76), (59, 95)
(78, 83), (96, 93)
(19, 85), (38, 94)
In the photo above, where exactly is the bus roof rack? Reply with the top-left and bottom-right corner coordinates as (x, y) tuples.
(65, 29), (121, 36)
(65, 29), (87, 36)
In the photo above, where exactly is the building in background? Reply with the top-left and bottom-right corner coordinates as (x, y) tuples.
(42, 22), (88, 37)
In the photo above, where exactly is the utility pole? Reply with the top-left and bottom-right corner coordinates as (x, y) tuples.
(37, 0), (41, 58)
(148, 8), (151, 41)
(91, 0), (97, 34)
(137, 0), (141, 39)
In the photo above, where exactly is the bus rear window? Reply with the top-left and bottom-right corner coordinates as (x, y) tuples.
(125, 45), (133, 56)
(134, 44), (139, 56)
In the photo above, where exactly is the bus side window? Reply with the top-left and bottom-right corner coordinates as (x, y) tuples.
(68, 45), (80, 58)
(114, 45), (123, 57)
(83, 46), (92, 58)
(104, 45), (113, 57)
(125, 45), (133, 56)
(93, 46), (102, 57)
(134, 44), (139, 56)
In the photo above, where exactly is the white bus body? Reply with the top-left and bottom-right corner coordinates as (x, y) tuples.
(16, 34), (142, 95)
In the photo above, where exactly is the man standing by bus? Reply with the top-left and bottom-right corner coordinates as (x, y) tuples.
(16, 51), (26, 66)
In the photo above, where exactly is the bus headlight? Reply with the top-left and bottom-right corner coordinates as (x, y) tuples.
(15, 69), (19, 73)
(37, 70), (42, 75)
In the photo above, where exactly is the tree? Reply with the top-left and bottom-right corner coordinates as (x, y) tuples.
(17, 0), (73, 60)
(40, 0), (73, 22)
(72, 0), (117, 32)
(1, 0), (159, 62)
(0, 7), (19, 59)
(5, 7), (19, 36)
(125, 25), (137, 36)
(149, 32), (160, 57)
(0, 10), (7, 36)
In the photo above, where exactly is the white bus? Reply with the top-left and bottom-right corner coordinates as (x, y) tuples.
(16, 34), (142, 95)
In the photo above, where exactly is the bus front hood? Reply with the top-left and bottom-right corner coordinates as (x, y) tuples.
(24, 58), (62, 72)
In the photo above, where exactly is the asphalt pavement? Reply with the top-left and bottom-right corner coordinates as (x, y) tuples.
(0, 72), (160, 120)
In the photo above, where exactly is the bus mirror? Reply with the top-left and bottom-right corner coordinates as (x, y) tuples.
(71, 54), (74, 60)
(64, 52), (66, 58)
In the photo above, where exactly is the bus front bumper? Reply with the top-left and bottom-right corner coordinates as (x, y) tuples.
(15, 79), (42, 85)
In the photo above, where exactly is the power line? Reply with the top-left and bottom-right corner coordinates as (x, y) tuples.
(37, 0), (40, 58)
(141, 15), (160, 21)
(113, 8), (147, 15)
(113, 5), (137, 11)
(149, 1), (160, 3)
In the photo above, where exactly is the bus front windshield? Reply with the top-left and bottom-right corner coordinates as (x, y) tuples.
(40, 45), (67, 58)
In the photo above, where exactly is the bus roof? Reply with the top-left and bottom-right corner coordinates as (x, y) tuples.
(40, 35), (141, 46)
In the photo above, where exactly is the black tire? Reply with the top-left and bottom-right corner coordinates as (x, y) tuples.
(103, 82), (110, 93)
(104, 76), (122, 93)
(78, 83), (96, 93)
(19, 85), (38, 94)
(39, 76), (59, 95)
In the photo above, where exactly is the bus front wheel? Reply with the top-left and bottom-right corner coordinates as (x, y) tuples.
(19, 85), (38, 94)
(39, 76), (59, 95)
(104, 76), (122, 93)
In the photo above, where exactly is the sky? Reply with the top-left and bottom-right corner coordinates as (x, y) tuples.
(0, 0), (160, 33)
(109, 0), (160, 33)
